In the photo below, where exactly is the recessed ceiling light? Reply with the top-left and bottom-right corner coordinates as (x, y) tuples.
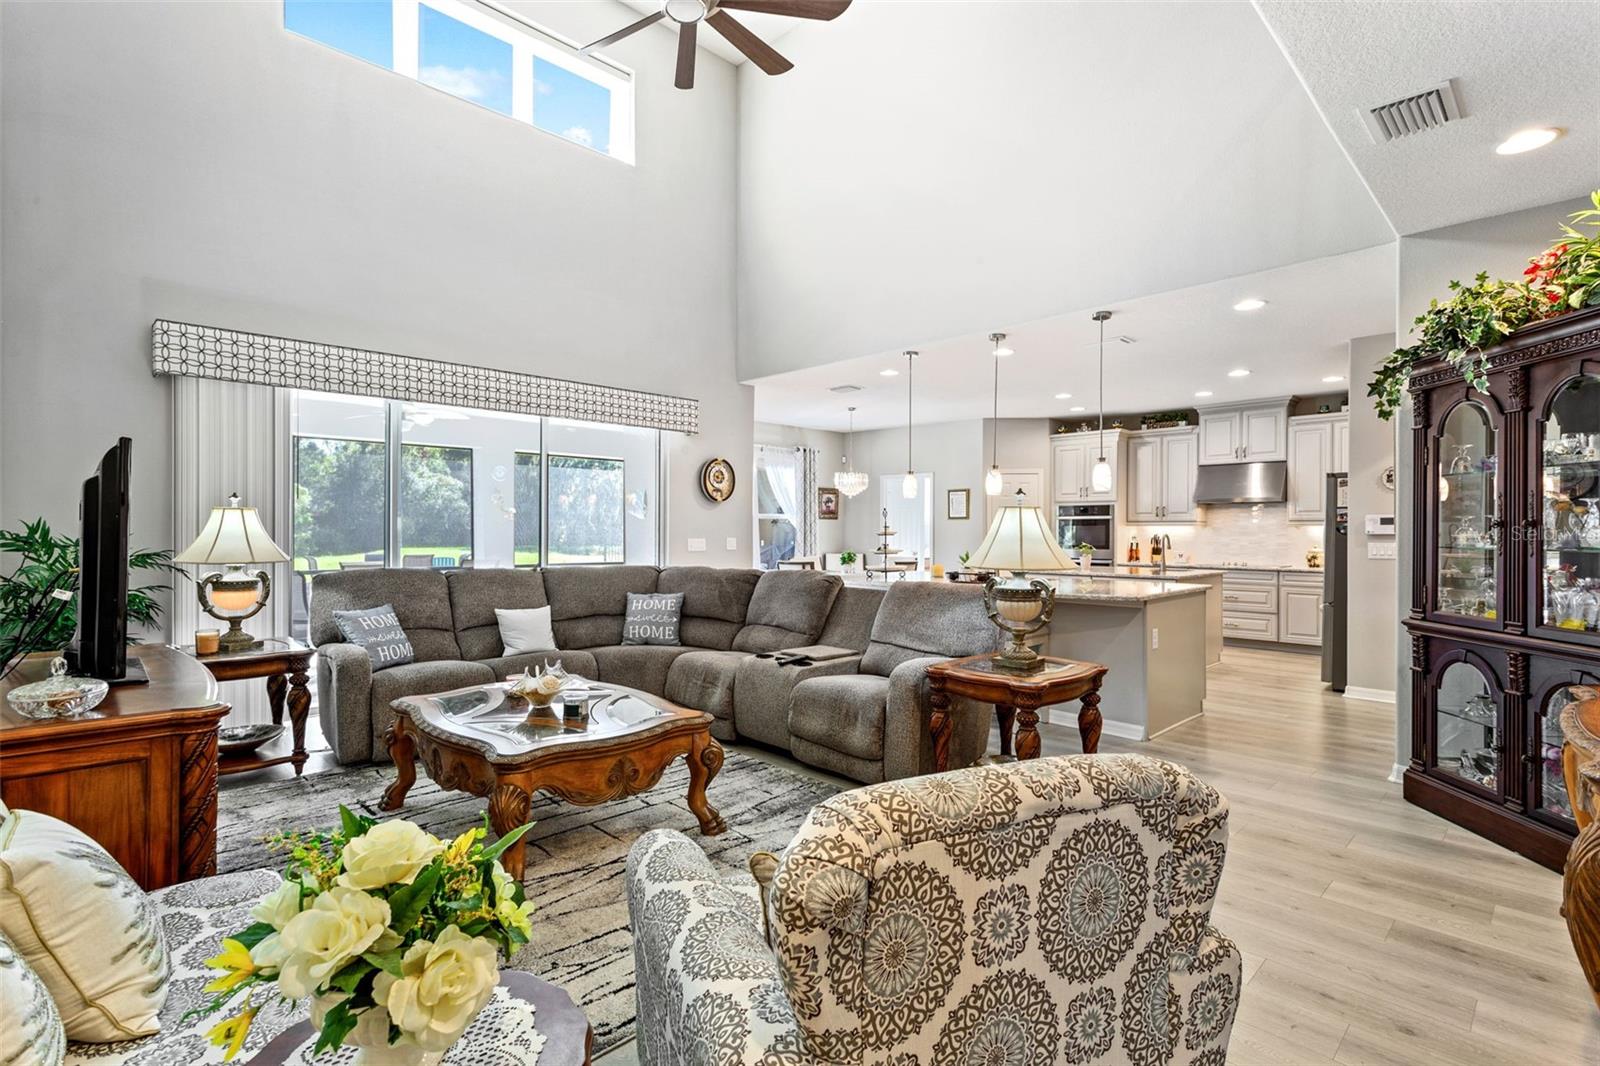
(1195, 390), (1214, 398)
(1322, 375), (1345, 383)
(879, 368), (899, 377)
(1227, 369), (1251, 378)
(1232, 298), (1267, 312)
(1069, 405), (1086, 413)
(1054, 392), (1072, 400)
(1495, 127), (1562, 156)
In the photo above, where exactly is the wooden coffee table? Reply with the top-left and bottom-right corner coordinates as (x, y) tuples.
(926, 653), (1108, 772)
(384, 681), (727, 879)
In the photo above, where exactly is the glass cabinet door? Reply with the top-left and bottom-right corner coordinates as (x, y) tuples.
(1436, 403), (1499, 621)
(1540, 375), (1600, 637)
(1534, 685), (1594, 825)
(1434, 661), (1500, 792)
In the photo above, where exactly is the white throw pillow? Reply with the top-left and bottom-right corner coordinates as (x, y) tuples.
(0, 930), (65, 1066)
(496, 605), (556, 655)
(0, 810), (170, 1042)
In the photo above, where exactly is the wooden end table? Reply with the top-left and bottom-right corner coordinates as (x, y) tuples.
(926, 653), (1108, 772)
(385, 681), (726, 880)
(177, 637), (313, 777)
(253, 970), (593, 1064)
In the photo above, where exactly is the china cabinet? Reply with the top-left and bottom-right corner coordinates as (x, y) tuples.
(1405, 304), (1600, 871)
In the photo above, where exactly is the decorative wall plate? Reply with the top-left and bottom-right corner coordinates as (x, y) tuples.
(1380, 465), (1397, 491)
(700, 458), (736, 503)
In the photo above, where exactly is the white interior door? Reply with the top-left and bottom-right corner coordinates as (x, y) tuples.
(880, 474), (934, 569)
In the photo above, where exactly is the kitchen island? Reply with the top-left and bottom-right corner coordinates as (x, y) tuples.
(1082, 566), (1225, 667)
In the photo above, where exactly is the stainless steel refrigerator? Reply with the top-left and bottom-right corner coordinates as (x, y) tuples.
(1322, 473), (1349, 692)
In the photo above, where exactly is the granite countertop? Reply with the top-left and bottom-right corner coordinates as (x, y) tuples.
(1044, 577), (1210, 605)
(1080, 566), (1227, 579)
(1111, 562), (1325, 576)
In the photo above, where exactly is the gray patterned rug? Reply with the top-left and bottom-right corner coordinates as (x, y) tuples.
(216, 750), (839, 1056)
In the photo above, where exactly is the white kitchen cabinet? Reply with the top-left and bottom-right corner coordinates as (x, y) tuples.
(1286, 414), (1348, 524)
(1125, 428), (1200, 523)
(1052, 431), (1120, 502)
(1279, 581), (1325, 645)
(1196, 400), (1291, 465)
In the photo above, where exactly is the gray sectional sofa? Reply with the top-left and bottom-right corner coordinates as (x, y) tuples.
(309, 566), (1001, 783)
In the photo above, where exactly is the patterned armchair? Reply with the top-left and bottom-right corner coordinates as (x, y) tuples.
(625, 755), (1241, 1065)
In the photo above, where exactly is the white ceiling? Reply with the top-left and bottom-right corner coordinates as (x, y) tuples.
(751, 243), (1395, 431)
(1255, 0), (1600, 235)
(614, 0), (805, 66)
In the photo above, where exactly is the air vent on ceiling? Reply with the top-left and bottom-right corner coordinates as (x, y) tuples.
(829, 384), (863, 394)
(1361, 79), (1463, 143)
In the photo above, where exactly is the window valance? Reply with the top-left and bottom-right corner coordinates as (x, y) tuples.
(150, 320), (698, 435)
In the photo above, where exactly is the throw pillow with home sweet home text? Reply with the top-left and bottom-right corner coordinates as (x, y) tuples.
(621, 592), (684, 646)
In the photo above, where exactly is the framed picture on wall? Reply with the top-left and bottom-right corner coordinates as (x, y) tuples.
(817, 487), (841, 520)
(947, 488), (971, 520)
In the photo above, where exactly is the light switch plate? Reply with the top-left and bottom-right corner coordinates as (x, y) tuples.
(1367, 541), (1396, 560)
(687, 538), (707, 553)
(726, 537), (738, 551)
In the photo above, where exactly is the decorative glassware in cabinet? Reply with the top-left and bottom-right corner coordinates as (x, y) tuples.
(1435, 403), (1498, 620)
(1541, 375), (1600, 635)
(1538, 685), (1592, 824)
(1434, 662), (1498, 791)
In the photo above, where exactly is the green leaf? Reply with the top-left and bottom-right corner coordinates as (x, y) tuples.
(231, 921), (278, 950)
(387, 864), (442, 936)
(362, 949), (404, 977)
(312, 999), (361, 1056)
(480, 821), (535, 864)
(339, 805), (371, 841)
(330, 960), (376, 995)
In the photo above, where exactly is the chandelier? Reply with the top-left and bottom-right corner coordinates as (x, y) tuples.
(833, 406), (869, 497)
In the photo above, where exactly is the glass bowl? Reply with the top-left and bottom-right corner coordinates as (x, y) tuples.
(6, 659), (109, 720)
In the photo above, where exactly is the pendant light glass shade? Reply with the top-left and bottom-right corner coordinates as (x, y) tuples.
(902, 472), (919, 498)
(1090, 458), (1113, 493)
(901, 350), (918, 499)
(833, 406), (868, 497)
(984, 466), (1005, 496)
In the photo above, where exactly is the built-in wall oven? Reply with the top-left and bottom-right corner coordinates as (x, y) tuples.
(1056, 504), (1115, 562)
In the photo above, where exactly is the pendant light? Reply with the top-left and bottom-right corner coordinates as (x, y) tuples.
(1090, 311), (1114, 494)
(902, 350), (919, 499)
(834, 406), (868, 497)
(984, 333), (1008, 497)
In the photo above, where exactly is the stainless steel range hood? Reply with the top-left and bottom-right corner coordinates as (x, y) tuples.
(1193, 461), (1288, 504)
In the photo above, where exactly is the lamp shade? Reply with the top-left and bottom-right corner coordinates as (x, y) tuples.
(174, 495), (290, 565)
(967, 495), (1078, 572)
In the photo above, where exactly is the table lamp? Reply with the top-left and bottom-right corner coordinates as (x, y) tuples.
(174, 494), (290, 653)
(965, 489), (1079, 673)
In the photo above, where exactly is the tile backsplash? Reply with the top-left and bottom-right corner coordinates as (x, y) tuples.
(1123, 503), (1325, 567)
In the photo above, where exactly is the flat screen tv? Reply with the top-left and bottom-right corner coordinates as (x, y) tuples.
(65, 437), (145, 683)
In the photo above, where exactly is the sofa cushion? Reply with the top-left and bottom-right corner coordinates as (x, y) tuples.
(446, 569), (549, 660)
(788, 674), (889, 762)
(369, 660), (497, 759)
(816, 585), (886, 652)
(658, 566), (762, 650)
(310, 569), (461, 662)
(481, 650), (599, 683)
(664, 650), (751, 723)
(543, 566), (660, 649)
(732, 571), (843, 653)
(590, 645), (695, 696)
(860, 582), (997, 677)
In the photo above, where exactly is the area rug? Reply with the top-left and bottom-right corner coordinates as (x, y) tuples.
(217, 750), (840, 1055)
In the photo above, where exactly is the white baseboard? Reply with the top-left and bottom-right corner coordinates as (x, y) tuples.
(1100, 720), (1148, 742)
(1343, 686), (1397, 705)
(1388, 763), (1406, 783)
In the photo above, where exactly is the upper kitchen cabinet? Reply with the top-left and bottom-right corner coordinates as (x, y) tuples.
(1126, 427), (1201, 523)
(1053, 430), (1122, 503)
(1287, 413), (1349, 524)
(1197, 400), (1292, 465)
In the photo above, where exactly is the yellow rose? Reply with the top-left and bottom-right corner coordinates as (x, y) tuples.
(251, 878), (305, 930)
(338, 820), (444, 891)
(373, 926), (499, 1052)
(277, 887), (400, 999)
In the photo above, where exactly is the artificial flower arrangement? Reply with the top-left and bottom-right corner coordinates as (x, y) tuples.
(191, 807), (534, 1062)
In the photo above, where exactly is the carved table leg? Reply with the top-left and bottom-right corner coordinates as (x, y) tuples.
(995, 704), (1017, 760)
(490, 781), (534, 880)
(266, 673), (287, 726)
(929, 675), (953, 773)
(382, 719), (417, 812)
(687, 731), (728, 837)
(286, 662), (312, 775)
(1078, 684), (1104, 755)
(1015, 701), (1042, 761)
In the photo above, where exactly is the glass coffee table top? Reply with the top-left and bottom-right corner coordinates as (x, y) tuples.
(395, 682), (689, 759)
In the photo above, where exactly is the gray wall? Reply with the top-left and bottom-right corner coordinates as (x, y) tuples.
(1346, 331), (1398, 700)
(0, 0), (750, 621)
(842, 419), (986, 570)
(1394, 195), (1593, 763)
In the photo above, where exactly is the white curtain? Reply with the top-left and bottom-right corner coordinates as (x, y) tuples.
(758, 445), (801, 521)
(800, 447), (819, 557)
(172, 378), (293, 725)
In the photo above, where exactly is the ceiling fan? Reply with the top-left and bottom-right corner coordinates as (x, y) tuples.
(582, 0), (851, 90)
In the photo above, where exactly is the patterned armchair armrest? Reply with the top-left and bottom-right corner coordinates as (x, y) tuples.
(316, 642), (374, 764)
(626, 830), (815, 1066)
(1167, 926), (1243, 1065)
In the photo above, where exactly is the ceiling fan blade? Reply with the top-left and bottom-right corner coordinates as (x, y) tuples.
(715, 0), (850, 20)
(706, 11), (793, 75)
(580, 10), (664, 53)
(675, 20), (697, 90)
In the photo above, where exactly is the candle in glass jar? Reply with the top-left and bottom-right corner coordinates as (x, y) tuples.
(195, 629), (221, 655)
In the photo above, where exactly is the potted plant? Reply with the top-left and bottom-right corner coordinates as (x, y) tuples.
(838, 550), (859, 574)
(1075, 542), (1097, 570)
(193, 807), (534, 1063)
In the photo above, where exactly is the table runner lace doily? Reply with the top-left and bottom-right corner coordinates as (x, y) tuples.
(282, 986), (546, 1065)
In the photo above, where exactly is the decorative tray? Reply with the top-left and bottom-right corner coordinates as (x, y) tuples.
(218, 722), (285, 755)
